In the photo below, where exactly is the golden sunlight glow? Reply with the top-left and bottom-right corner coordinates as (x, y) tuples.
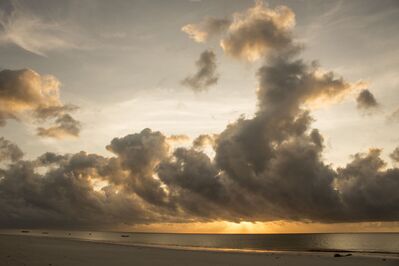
(125, 220), (399, 234)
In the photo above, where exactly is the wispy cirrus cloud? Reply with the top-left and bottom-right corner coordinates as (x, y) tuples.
(0, 1), (80, 56)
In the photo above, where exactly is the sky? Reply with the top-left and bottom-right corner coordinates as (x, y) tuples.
(0, 0), (399, 233)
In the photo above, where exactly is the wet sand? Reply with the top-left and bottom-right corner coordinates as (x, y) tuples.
(0, 234), (397, 266)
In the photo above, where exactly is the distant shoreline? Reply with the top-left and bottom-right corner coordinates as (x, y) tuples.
(1, 234), (397, 266)
(1, 232), (398, 258)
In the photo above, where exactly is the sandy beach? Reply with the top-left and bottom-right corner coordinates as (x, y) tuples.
(0, 234), (397, 266)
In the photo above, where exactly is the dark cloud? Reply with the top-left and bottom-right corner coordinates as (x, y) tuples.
(106, 129), (171, 207)
(0, 1), (398, 229)
(34, 104), (79, 121)
(37, 114), (81, 139)
(0, 68), (81, 139)
(0, 137), (23, 162)
(182, 50), (219, 91)
(336, 149), (399, 222)
(356, 89), (379, 113)
(391, 147), (399, 163)
(0, 151), (163, 228)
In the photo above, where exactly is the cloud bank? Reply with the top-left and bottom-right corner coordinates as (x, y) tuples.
(0, 1), (398, 229)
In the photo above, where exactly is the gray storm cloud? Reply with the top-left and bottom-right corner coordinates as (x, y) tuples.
(0, 68), (81, 139)
(182, 50), (219, 91)
(0, 1), (398, 228)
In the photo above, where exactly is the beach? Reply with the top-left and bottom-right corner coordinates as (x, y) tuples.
(0, 234), (397, 266)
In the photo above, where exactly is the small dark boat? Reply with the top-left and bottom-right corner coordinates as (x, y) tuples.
(41, 232), (49, 234)
(120, 234), (130, 238)
(20, 230), (30, 233)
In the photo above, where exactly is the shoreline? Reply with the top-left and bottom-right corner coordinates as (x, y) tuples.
(1, 232), (399, 259)
(1, 231), (399, 258)
(1, 234), (398, 266)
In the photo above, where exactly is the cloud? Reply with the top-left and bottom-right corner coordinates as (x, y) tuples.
(391, 147), (399, 163)
(182, 1), (298, 61)
(0, 68), (81, 139)
(34, 104), (79, 121)
(106, 129), (171, 206)
(356, 89), (379, 114)
(0, 150), (162, 228)
(193, 134), (217, 149)
(336, 149), (399, 222)
(1, 1), (398, 229)
(0, 69), (62, 121)
(0, 137), (23, 162)
(166, 134), (190, 143)
(182, 17), (230, 42)
(37, 114), (81, 139)
(0, 1), (78, 56)
(220, 1), (297, 61)
(182, 50), (219, 91)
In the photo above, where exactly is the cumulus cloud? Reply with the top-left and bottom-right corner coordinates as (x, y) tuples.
(1, 1), (398, 229)
(0, 68), (81, 139)
(356, 89), (379, 114)
(182, 1), (298, 61)
(220, 1), (297, 61)
(182, 50), (219, 91)
(0, 150), (164, 228)
(336, 149), (399, 222)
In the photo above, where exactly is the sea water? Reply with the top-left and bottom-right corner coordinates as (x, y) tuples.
(1, 230), (398, 254)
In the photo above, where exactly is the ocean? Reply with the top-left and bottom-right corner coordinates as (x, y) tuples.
(1, 230), (398, 254)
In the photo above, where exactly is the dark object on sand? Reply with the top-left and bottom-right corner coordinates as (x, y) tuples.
(21, 230), (30, 233)
(89, 233), (92, 235)
(68, 233), (71, 235)
(120, 234), (130, 238)
(42, 232), (49, 234)
(334, 253), (352, 257)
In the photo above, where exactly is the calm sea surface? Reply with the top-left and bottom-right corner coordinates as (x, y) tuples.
(1, 230), (398, 254)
